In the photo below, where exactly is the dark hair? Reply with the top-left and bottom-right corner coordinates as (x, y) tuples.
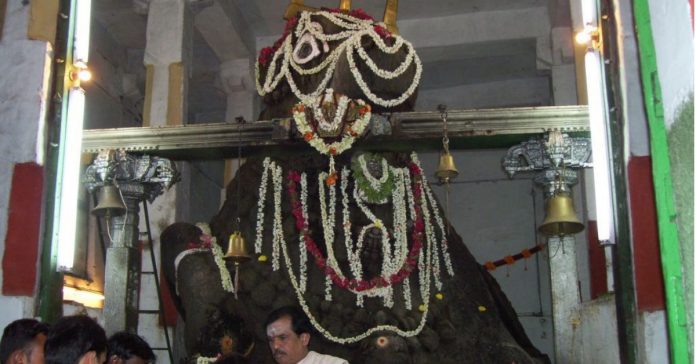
(0, 319), (49, 364)
(263, 306), (312, 336)
(213, 354), (248, 364)
(107, 332), (155, 363)
(45, 315), (107, 364)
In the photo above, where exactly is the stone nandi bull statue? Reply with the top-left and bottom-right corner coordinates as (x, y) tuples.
(160, 2), (549, 363)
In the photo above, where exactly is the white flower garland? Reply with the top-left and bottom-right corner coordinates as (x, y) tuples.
(359, 154), (390, 188)
(278, 203), (434, 344)
(299, 172), (309, 293)
(196, 356), (217, 364)
(271, 162), (285, 271)
(410, 152), (450, 290)
(254, 158), (272, 254)
(424, 182), (455, 277)
(210, 239), (235, 293)
(252, 154), (439, 344)
(317, 171), (338, 301)
(256, 10), (422, 108)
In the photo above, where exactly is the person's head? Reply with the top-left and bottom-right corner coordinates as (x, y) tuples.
(44, 316), (107, 364)
(0, 319), (49, 364)
(263, 306), (312, 364)
(106, 332), (154, 364)
(213, 354), (248, 364)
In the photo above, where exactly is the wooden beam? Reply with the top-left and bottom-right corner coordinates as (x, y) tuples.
(82, 105), (588, 160)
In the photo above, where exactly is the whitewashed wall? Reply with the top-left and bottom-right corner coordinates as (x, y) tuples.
(0, 0), (53, 325)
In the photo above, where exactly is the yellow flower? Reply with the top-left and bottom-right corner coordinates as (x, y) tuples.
(418, 304), (426, 312)
(375, 219), (383, 229)
(478, 305), (487, 312)
(258, 255), (268, 262)
(435, 293), (444, 300)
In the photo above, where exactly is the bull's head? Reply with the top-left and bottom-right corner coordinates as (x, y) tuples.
(256, 0), (421, 119)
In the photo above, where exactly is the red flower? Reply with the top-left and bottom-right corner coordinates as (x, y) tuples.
(373, 25), (392, 39)
(348, 8), (374, 21)
(325, 173), (337, 186)
(288, 170), (301, 182)
(258, 47), (275, 67)
(303, 132), (314, 141)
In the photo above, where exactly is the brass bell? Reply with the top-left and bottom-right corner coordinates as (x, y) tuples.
(539, 192), (585, 236)
(91, 185), (126, 217)
(435, 150), (459, 183)
(224, 231), (251, 264)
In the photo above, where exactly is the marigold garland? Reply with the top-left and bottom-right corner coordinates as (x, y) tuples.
(483, 244), (545, 271)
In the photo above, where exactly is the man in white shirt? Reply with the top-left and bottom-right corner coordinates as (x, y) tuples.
(264, 306), (348, 364)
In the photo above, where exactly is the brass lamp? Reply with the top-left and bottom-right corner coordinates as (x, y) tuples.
(539, 191), (585, 236)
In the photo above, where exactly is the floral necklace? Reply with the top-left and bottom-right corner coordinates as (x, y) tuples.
(292, 91), (371, 182)
(351, 153), (394, 204)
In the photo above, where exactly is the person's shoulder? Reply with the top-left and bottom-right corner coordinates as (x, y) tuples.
(310, 351), (349, 364)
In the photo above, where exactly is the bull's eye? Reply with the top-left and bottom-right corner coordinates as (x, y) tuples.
(292, 22), (329, 64)
(298, 43), (312, 57)
(293, 33), (320, 64)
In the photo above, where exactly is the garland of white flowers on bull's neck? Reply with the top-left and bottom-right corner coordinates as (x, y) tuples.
(292, 91), (371, 180)
(255, 10), (422, 108)
(250, 154), (454, 342)
(283, 160), (433, 344)
(252, 155), (453, 297)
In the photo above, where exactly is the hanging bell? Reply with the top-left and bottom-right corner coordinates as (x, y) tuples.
(91, 185), (127, 217)
(435, 150), (459, 183)
(538, 192), (585, 236)
(224, 231), (251, 264)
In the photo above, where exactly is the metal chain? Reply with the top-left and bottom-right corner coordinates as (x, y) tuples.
(438, 104), (450, 151)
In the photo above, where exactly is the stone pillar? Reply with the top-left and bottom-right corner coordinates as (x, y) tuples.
(84, 150), (178, 334)
(547, 235), (581, 363)
(220, 58), (255, 123)
(503, 132), (592, 363)
(143, 0), (192, 127)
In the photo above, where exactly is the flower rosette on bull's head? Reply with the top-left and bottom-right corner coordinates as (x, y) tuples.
(292, 88), (371, 184)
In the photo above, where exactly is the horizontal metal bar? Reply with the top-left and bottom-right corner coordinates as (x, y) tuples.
(391, 105), (589, 138)
(81, 106), (588, 159)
